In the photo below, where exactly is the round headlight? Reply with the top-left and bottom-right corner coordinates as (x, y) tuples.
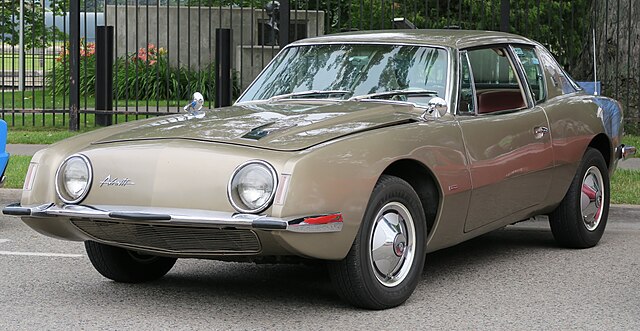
(228, 160), (277, 214)
(55, 154), (92, 204)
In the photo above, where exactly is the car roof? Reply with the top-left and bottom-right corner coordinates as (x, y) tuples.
(290, 29), (538, 49)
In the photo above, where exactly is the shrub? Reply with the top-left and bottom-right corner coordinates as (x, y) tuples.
(46, 43), (240, 103)
(47, 40), (97, 97)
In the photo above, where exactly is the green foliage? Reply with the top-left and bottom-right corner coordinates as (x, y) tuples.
(113, 0), (588, 74)
(0, 0), (66, 49)
(46, 43), (240, 103)
(506, 0), (591, 69)
(82, 0), (104, 11)
(46, 40), (96, 96)
(311, 0), (590, 70)
(611, 169), (640, 205)
(185, 0), (261, 6)
(115, 54), (216, 101)
(113, 44), (194, 101)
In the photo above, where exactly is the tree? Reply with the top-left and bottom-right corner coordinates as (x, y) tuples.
(573, 0), (639, 134)
(0, 0), (66, 49)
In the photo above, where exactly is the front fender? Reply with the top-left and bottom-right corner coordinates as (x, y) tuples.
(272, 117), (470, 260)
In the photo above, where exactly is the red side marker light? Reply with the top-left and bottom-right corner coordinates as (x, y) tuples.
(302, 214), (343, 225)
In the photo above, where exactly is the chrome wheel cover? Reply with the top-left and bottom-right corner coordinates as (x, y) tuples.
(368, 202), (416, 287)
(581, 166), (605, 231)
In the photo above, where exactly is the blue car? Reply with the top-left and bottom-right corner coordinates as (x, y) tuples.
(0, 119), (9, 186)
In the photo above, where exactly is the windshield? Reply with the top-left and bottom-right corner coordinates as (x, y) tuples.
(238, 44), (449, 106)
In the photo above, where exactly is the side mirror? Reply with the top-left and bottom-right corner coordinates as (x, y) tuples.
(424, 97), (448, 119)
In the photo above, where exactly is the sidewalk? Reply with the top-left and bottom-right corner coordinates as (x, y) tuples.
(619, 158), (640, 170)
(6, 144), (48, 156)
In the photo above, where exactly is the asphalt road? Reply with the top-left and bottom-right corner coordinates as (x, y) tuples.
(1, 202), (639, 330)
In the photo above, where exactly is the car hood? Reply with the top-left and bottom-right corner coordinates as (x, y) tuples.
(94, 101), (420, 151)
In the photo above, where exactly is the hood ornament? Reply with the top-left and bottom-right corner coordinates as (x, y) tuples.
(183, 92), (206, 119)
(148, 92), (206, 127)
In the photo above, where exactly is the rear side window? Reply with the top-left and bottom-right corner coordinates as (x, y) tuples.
(537, 46), (578, 98)
(467, 47), (527, 114)
(513, 46), (546, 104)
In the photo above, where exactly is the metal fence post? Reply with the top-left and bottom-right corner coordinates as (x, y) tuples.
(96, 26), (114, 126)
(500, 0), (510, 32)
(69, 0), (81, 131)
(215, 28), (232, 108)
(279, 0), (290, 48)
(18, 0), (24, 92)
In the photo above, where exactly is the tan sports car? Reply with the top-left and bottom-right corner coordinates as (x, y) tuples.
(4, 30), (636, 309)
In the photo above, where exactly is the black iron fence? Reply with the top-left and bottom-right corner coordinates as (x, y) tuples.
(0, 0), (638, 132)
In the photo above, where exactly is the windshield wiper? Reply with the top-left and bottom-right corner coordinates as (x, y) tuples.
(268, 90), (352, 101)
(349, 89), (438, 101)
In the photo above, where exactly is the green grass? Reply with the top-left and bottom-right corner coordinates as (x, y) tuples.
(1, 89), (190, 110)
(3, 155), (31, 189)
(3, 111), (163, 129)
(2, 109), (189, 144)
(611, 169), (640, 205)
(4, 112), (99, 128)
(0, 53), (55, 71)
(1, 89), (80, 109)
(4, 113), (147, 144)
(623, 134), (640, 158)
(9, 130), (86, 144)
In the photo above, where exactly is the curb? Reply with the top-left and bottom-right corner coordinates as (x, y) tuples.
(610, 203), (640, 210)
(0, 188), (21, 201)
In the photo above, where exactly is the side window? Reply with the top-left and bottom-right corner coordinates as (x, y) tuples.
(538, 46), (578, 98)
(467, 47), (527, 114)
(513, 46), (546, 104)
(458, 52), (475, 115)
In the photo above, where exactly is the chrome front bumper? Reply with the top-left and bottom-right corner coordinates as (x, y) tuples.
(617, 144), (637, 160)
(2, 203), (343, 233)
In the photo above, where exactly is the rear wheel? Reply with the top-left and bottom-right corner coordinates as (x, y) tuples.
(329, 175), (427, 309)
(549, 148), (610, 248)
(85, 241), (177, 283)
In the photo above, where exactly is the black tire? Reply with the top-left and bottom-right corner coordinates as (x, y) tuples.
(329, 175), (427, 309)
(549, 147), (610, 248)
(85, 241), (177, 283)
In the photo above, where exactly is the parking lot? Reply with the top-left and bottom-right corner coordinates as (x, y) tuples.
(1, 198), (639, 330)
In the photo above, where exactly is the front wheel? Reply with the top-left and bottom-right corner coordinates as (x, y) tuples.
(85, 241), (177, 283)
(549, 147), (610, 248)
(329, 175), (427, 309)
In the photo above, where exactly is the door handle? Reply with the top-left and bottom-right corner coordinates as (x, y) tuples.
(533, 126), (549, 139)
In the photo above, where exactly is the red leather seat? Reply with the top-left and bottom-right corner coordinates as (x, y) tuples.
(477, 90), (526, 114)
